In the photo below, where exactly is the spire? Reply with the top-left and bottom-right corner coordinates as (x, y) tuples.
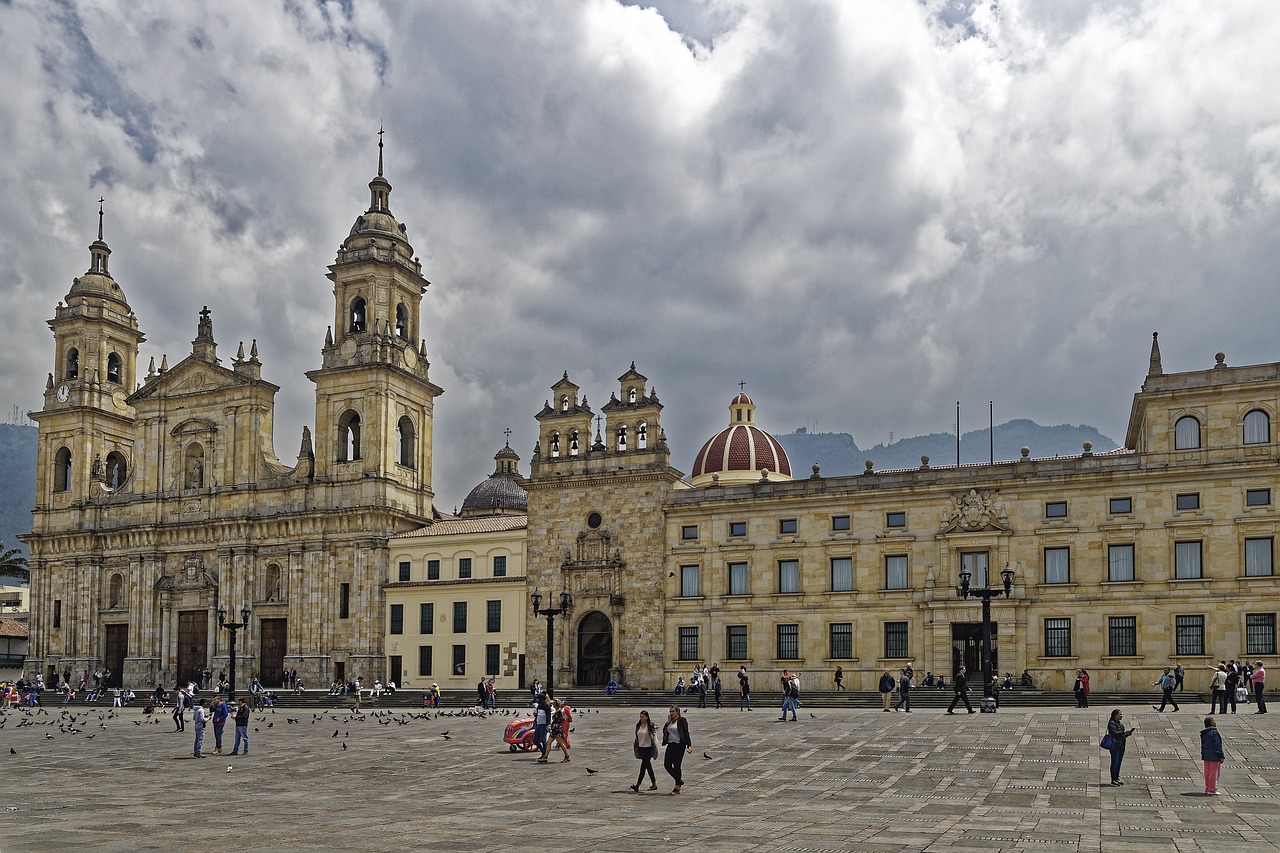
(1147, 332), (1163, 378)
(368, 126), (392, 213)
(87, 196), (112, 276)
(378, 124), (385, 177)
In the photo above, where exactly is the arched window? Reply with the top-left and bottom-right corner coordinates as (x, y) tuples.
(1244, 410), (1271, 445)
(338, 411), (361, 462)
(66, 348), (79, 380)
(569, 429), (579, 457)
(395, 304), (409, 340)
(105, 451), (127, 489)
(108, 573), (124, 608)
(561, 395), (569, 412)
(628, 386), (637, 403)
(550, 431), (560, 458)
(53, 447), (72, 492)
(106, 353), (122, 384)
(617, 424), (628, 452)
(397, 415), (415, 468)
(264, 564), (282, 601)
(349, 297), (367, 333)
(183, 442), (205, 490)
(637, 421), (648, 449)
(1174, 416), (1201, 450)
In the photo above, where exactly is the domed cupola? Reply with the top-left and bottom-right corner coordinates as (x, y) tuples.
(66, 200), (132, 314)
(340, 127), (415, 265)
(690, 392), (792, 487)
(460, 440), (528, 517)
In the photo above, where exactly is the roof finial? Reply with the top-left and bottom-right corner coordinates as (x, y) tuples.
(503, 426), (513, 448)
(738, 379), (746, 393)
(1147, 331), (1163, 378)
(377, 124), (385, 178)
(97, 197), (105, 241)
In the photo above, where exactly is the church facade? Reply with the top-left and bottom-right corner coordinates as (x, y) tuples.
(22, 144), (441, 690)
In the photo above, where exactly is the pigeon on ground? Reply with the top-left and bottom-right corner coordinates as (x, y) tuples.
(226, 766), (233, 773)
(9, 748), (14, 754)
(342, 743), (347, 750)
(585, 767), (599, 774)
(703, 752), (712, 760)
(332, 730), (339, 738)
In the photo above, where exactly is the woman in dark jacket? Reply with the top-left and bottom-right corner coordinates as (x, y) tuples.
(662, 706), (693, 794)
(1106, 708), (1135, 786)
(630, 710), (658, 793)
(1201, 716), (1225, 794)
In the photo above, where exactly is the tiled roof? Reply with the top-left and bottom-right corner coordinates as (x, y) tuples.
(0, 617), (29, 638)
(392, 515), (528, 538)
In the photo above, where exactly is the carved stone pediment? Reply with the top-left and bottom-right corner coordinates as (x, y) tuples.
(939, 489), (1010, 534)
(154, 555), (218, 591)
(567, 530), (625, 568)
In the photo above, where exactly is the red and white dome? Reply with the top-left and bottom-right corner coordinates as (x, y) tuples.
(691, 393), (792, 486)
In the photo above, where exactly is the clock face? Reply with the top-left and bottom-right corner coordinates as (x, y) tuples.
(56, 384), (69, 403)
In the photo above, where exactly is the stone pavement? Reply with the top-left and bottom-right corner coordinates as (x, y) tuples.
(1, 700), (1278, 852)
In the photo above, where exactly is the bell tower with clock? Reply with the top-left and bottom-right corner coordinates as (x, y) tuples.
(30, 202), (144, 508)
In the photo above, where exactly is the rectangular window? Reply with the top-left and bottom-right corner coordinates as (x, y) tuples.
(779, 559), (800, 594)
(419, 603), (434, 634)
(779, 518), (798, 535)
(681, 524), (699, 541)
(493, 555), (507, 577)
(1044, 547), (1070, 584)
(831, 515), (850, 531)
(452, 601), (467, 633)
(1175, 615), (1205, 656)
(53, 599), (61, 628)
(729, 521), (747, 537)
(1247, 614), (1277, 656)
(389, 604), (404, 635)
(398, 561), (411, 582)
(485, 643), (500, 676)
(1044, 618), (1072, 657)
(1108, 544), (1135, 582)
(830, 557), (853, 592)
(728, 562), (749, 595)
(1176, 492), (1200, 511)
(1108, 616), (1137, 656)
(427, 560), (440, 581)
(776, 624), (799, 659)
(1247, 488), (1272, 507)
(1109, 497), (1133, 514)
(884, 622), (908, 659)
(486, 600), (502, 633)
(339, 583), (350, 619)
(1045, 500), (1068, 518)
(417, 646), (432, 677)
(961, 551), (989, 587)
(829, 623), (853, 659)
(678, 627), (699, 661)
(1174, 541), (1203, 579)
(885, 555), (908, 590)
(886, 511), (906, 529)
(452, 645), (466, 676)
(1246, 537), (1274, 577)
(680, 565), (700, 597)
(726, 626), (747, 660)
(458, 557), (472, 579)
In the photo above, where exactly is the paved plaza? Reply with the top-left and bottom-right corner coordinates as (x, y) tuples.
(2, 699), (1279, 852)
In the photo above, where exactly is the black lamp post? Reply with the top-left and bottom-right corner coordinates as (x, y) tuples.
(957, 563), (1015, 711)
(217, 604), (251, 700)
(531, 587), (572, 693)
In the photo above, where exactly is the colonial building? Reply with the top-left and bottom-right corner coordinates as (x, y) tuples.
(385, 441), (528, 693)
(525, 338), (1280, 692)
(22, 142), (442, 690)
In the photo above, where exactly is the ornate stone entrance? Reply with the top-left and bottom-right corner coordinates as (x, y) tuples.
(576, 611), (613, 686)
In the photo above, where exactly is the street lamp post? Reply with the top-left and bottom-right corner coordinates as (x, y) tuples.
(957, 563), (1015, 712)
(217, 604), (252, 700)
(531, 587), (572, 693)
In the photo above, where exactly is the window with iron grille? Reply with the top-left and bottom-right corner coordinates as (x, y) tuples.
(1044, 618), (1072, 657)
(418, 646), (432, 676)
(678, 627), (699, 661)
(1247, 614), (1277, 656)
(486, 600), (501, 633)
(458, 557), (472, 579)
(1175, 615), (1205, 656)
(728, 562), (749, 595)
(453, 601), (467, 633)
(680, 565), (700, 597)
(486, 644), (500, 676)
(779, 560), (800, 593)
(493, 555), (507, 577)
(1108, 616), (1137, 656)
(885, 555), (908, 590)
(884, 622), (908, 659)
(829, 623), (853, 659)
(389, 604), (404, 635)
(830, 557), (853, 592)
(420, 603), (433, 634)
(452, 645), (466, 676)
(427, 560), (440, 580)
(398, 561), (411, 582)
(776, 624), (799, 659)
(726, 626), (747, 660)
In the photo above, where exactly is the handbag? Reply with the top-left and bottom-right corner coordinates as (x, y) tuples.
(1099, 733), (1114, 750)
(1237, 687), (1249, 702)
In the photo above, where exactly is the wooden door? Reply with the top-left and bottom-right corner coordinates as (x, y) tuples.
(259, 619), (287, 687)
(104, 624), (128, 688)
(177, 611), (207, 687)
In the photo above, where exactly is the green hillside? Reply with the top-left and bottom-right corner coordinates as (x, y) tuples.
(0, 424), (36, 567)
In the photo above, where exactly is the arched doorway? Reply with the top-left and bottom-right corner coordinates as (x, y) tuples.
(576, 611), (613, 686)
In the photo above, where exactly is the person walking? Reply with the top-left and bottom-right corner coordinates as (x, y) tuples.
(1073, 670), (1088, 708)
(779, 671), (798, 721)
(172, 686), (187, 732)
(1153, 667), (1179, 712)
(1080, 669), (1090, 706)
(1251, 661), (1267, 714)
(1208, 665), (1227, 714)
(712, 675), (723, 709)
(192, 699), (208, 758)
(662, 706), (693, 795)
(739, 673), (751, 711)
(1201, 716), (1225, 794)
(533, 693), (551, 763)
(947, 666), (975, 714)
(878, 669), (896, 712)
(550, 697), (572, 762)
(210, 696), (229, 755)
(1105, 709), (1135, 786)
(230, 697), (250, 755)
(834, 665), (845, 692)
(894, 669), (912, 712)
(629, 710), (659, 793)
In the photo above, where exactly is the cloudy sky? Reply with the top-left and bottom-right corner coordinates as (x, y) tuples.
(3, 0), (1279, 508)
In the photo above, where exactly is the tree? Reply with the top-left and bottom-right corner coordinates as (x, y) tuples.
(0, 541), (27, 581)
